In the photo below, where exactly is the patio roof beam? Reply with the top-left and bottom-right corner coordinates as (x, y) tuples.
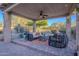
(67, 4), (76, 16)
(0, 3), (2, 6)
(4, 3), (19, 12)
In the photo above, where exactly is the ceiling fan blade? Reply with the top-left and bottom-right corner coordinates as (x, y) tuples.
(43, 15), (48, 19)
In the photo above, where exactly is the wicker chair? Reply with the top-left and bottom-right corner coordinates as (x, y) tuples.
(48, 33), (68, 48)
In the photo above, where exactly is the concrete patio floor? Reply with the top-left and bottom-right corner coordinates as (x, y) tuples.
(0, 41), (50, 56)
(0, 32), (75, 56)
(0, 36), (76, 56)
(11, 38), (76, 56)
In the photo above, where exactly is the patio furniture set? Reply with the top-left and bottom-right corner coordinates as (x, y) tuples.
(14, 26), (69, 48)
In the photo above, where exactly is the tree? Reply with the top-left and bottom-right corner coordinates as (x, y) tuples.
(0, 23), (2, 27)
(50, 22), (66, 32)
(51, 23), (57, 27)
(36, 20), (48, 27)
(27, 21), (33, 26)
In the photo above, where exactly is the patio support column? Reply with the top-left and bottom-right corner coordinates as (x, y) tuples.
(76, 8), (79, 55)
(33, 20), (36, 33)
(66, 15), (71, 40)
(3, 12), (11, 43)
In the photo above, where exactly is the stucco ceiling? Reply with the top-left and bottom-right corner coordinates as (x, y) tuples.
(0, 3), (75, 20)
(11, 4), (74, 20)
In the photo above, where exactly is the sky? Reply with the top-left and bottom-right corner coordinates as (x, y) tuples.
(47, 15), (76, 26)
(0, 10), (76, 26)
(0, 10), (3, 23)
(47, 17), (66, 26)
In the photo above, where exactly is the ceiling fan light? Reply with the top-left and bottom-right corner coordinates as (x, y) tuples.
(39, 15), (42, 18)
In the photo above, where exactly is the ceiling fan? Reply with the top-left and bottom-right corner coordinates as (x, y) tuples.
(39, 10), (48, 19)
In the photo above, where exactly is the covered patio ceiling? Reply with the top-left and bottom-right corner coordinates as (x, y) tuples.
(76, 4), (79, 8)
(0, 3), (75, 21)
